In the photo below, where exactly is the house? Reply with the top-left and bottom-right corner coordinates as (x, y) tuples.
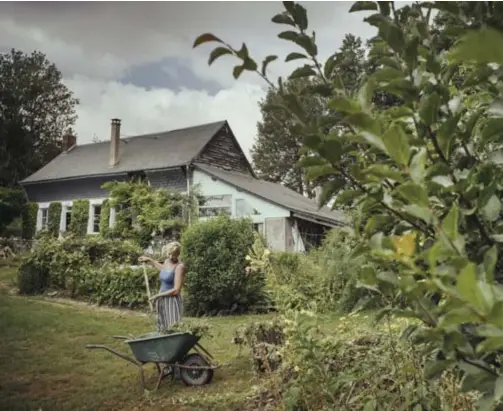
(20, 119), (346, 252)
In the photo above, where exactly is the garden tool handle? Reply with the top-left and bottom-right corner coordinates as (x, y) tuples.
(142, 263), (154, 313)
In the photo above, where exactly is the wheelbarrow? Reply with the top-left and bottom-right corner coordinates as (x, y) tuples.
(86, 331), (218, 391)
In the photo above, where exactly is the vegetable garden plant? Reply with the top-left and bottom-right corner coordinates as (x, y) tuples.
(194, 1), (503, 408)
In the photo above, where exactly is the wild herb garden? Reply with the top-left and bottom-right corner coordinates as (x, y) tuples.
(3, 1), (503, 410)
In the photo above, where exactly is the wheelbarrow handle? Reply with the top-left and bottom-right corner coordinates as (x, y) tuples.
(86, 344), (141, 366)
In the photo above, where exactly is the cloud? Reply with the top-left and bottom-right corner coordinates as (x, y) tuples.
(0, 1), (380, 163)
(65, 76), (265, 160)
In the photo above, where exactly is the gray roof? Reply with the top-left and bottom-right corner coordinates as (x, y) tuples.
(194, 163), (346, 227)
(21, 121), (227, 184)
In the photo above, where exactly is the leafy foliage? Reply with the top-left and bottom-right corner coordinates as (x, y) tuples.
(47, 202), (62, 237)
(25, 236), (151, 307)
(196, 0), (503, 406)
(17, 260), (50, 295)
(99, 199), (110, 236)
(21, 202), (38, 240)
(0, 188), (25, 234)
(162, 318), (214, 339)
(181, 216), (265, 316)
(0, 49), (78, 187)
(67, 199), (89, 237)
(103, 181), (199, 247)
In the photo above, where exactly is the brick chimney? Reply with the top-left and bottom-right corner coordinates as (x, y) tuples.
(109, 118), (121, 168)
(62, 130), (77, 152)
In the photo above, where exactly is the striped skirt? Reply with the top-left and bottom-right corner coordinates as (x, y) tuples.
(156, 295), (183, 331)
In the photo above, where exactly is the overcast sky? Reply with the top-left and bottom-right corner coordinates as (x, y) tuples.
(0, 1), (379, 159)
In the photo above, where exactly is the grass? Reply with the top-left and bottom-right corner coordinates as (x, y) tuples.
(0, 258), (401, 411)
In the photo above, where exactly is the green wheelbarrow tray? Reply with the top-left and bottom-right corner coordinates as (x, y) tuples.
(86, 331), (219, 392)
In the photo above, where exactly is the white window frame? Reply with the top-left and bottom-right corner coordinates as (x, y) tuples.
(40, 208), (49, 230)
(198, 195), (232, 218)
(87, 199), (105, 234)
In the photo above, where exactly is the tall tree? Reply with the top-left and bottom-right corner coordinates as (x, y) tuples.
(251, 35), (367, 198)
(0, 49), (79, 187)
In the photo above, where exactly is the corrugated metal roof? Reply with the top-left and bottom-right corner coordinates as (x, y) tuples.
(194, 163), (347, 226)
(21, 121), (226, 184)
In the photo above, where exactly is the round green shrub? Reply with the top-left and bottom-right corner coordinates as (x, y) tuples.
(47, 202), (62, 237)
(18, 260), (49, 295)
(21, 202), (38, 239)
(182, 216), (265, 316)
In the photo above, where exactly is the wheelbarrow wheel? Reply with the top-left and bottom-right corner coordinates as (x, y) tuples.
(179, 353), (214, 387)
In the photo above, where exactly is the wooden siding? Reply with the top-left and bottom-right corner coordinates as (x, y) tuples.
(146, 168), (186, 191)
(195, 124), (252, 175)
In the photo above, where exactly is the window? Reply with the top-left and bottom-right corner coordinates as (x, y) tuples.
(65, 206), (72, 229)
(92, 205), (102, 233)
(41, 208), (48, 230)
(199, 195), (232, 217)
(253, 223), (264, 235)
(236, 198), (261, 217)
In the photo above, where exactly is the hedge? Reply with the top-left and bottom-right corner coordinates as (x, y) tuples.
(68, 199), (89, 237)
(181, 215), (266, 316)
(21, 202), (38, 239)
(48, 202), (62, 237)
(23, 236), (154, 307)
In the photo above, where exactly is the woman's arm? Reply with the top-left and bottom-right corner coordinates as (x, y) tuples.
(139, 256), (164, 271)
(152, 264), (186, 298)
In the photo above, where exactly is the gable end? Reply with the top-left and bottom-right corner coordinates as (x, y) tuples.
(194, 123), (254, 176)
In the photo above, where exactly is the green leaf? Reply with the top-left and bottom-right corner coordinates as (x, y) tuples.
(382, 123), (410, 166)
(377, 1), (391, 16)
(482, 118), (503, 143)
(323, 54), (337, 79)
(289, 65), (317, 80)
(278, 31), (317, 56)
(271, 12), (296, 26)
(403, 204), (434, 225)
(437, 115), (459, 159)
(482, 195), (502, 222)
(328, 96), (360, 114)
(261, 55), (278, 76)
(363, 164), (404, 182)
(318, 179), (346, 207)
(483, 246), (498, 283)
(193, 33), (223, 48)
(449, 27), (503, 66)
(318, 138), (343, 164)
(372, 67), (404, 83)
(297, 156), (327, 168)
(424, 359), (456, 379)
(379, 20), (405, 54)
(335, 190), (364, 205)
(409, 148), (427, 184)
(285, 52), (308, 62)
(396, 182), (429, 207)
(242, 58), (258, 71)
(208, 47), (232, 65)
(292, 3), (308, 31)
(349, 1), (378, 12)
(456, 263), (478, 306)
(419, 92), (441, 126)
(233, 65), (245, 79)
(360, 265), (378, 286)
(441, 204), (459, 240)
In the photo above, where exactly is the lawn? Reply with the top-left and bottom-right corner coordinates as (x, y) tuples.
(0, 259), (398, 411)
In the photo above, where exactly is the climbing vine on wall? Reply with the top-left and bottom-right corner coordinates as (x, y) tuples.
(99, 199), (110, 236)
(68, 199), (89, 237)
(21, 202), (38, 240)
(102, 181), (202, 247)
(47, 202), (62, 237)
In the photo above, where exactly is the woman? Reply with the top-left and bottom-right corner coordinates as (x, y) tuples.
(139, 241), (186, 331)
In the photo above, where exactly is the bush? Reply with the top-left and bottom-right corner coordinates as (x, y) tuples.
(21, 202), (38, 239)
(18, 260), (49, 295)
(182, 216), (265, 316)
(79, 263), (159, 308)
(47, 202), (62, 237)
(27, 236), (143, 296)
(68, 199), (89, 237)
